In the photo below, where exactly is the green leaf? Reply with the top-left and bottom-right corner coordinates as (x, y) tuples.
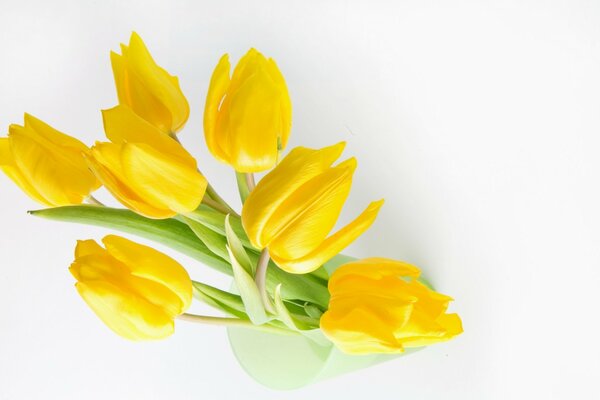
(227, 245), (269, 325)
(304, 302), (324, 319)
(184, 206), (252, 248)
(274, 284), (297, 330)
(29, 206), (231, 274)
(192, 281), (246, 315)
(30, 205), (331, 307)
(192, 282), (249, 320)
(183, 216), (229, 260)
(224, 214), (253, 274)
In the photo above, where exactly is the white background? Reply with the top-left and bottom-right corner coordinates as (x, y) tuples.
(1, 0), (599, 398)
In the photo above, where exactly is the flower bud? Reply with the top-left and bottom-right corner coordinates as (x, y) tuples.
(0, 114), (99, 206)
(242, 142), (383, 273)
(88, 105), (206, 218)
(70, 235), (193, 340)
(204, 48), (291, 172)
(111, 32), (189, 134)
(320, 258), (463, 354)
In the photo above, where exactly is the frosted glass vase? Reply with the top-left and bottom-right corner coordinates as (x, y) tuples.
(227, 254), (422, 390)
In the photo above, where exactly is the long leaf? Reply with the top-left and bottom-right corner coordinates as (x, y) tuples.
(30, 205), (231, 274)
(30, 205), (331, 307)
(183, 216), (229, 260)
(185, 206), (252, 248)
(227, 245), (269, 325)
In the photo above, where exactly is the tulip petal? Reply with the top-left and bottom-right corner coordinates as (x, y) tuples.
(9, 128), (96, 206)
(270, 199), (384, 273)
(329, 258), (421, 288)
(226, 68), (282, 172)
(127, 32), (189, 133)
(74, 239), (105, 258)
(120, 142), (206, 215)
(204, 54), (231, 163)
(88, 143), (174, 218)
(23, 114), (90, 152)
(228, 48), (267, 95)
(76, 281), (174, 340)
(101, 105), (193, 164)
(102, 235), (193, 310)
(0, 138), (50, 205)
(265, 58), (292, 149)
(266, 159), (357, 259)
(321, 306), (408, 354)
(242, 143), (346, 248)
(111, 49), (173, 134)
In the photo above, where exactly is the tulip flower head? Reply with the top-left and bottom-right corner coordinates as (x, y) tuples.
(204, 48), (292, 172)
(0, 114), (100, 206)
(242, 142), (384, 274)
(70, 235), (193, 340)
(320, 258), (463, 354)
(87, 105), (206, 218)
(111, 32), (189, 134)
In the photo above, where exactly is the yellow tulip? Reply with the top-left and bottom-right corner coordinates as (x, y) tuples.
(320, 258), (463, 354)
(87, 105), (206, 218)
(111, 32), (189, 134)
(242, 142), (383, 274)
(0, 114), (100, 206)
(204, 48), (292, 172)
(70, 235), (193, 340)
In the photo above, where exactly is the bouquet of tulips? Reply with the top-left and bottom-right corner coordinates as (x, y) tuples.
(0, 33), (462, 389)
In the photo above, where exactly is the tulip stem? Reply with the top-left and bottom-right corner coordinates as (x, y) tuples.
(255, 248), (275, 314)
(178, 313), (296, 336)
(245, 173), (256, 192)
(86, 195), (105, 206)
(205, 183), (238, 215)
(202, 196), (239, 217)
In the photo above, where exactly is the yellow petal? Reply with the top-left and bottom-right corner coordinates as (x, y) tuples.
(127, 32), (189, 133)
(74, 239), (105, 258)
(76, 281), (174, 341)
(88, 143), (174, 218)
(0, 137), (50, 205)
(321, 306), (407, 354)
(112, 47), (173, 134)
(226, 68), (282, 172)
(329, 258), (421, 288)
(120, 142), (206, 215)
(204, 54), (231, 163)
(102, 235), (192, 310)
(9, 126), (96, 206)
(270, 199), (384, 273)
(395, 311), (463, 348)
(265, 57), (292, 149)
(23, 114), (90, 152)
(69, 254), (129, 284)
(266, 159), (357, 259)
(242, 142), (346, 247)
(101, 105), (193, 165)
(228, 48), (267, 95)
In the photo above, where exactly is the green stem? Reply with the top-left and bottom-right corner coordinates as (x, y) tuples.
(205, 183), (238, 215)
(235, 172), (251, 204)
(202, 196), (239, 217)
(177, 313), (298, 336)
(245, 173), (256, 192)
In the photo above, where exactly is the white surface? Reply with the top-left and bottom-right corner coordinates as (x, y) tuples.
(1, 0), (599, 398)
